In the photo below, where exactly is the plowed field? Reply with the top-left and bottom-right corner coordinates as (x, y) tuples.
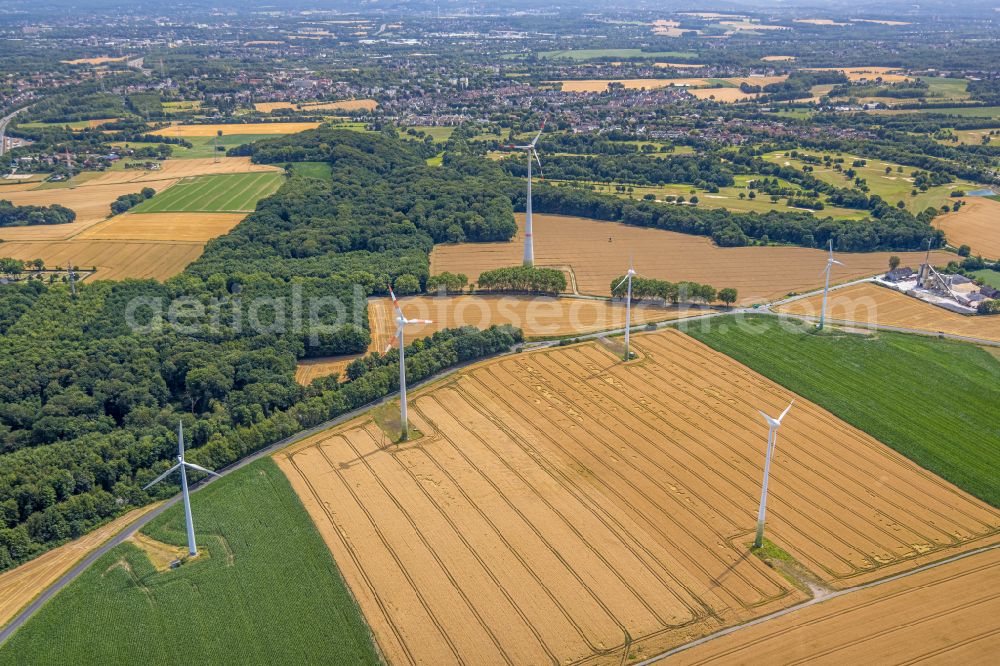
(277, 328), (1000, 665)
(775, 283), (1000, 342)
(430, 214), (951, 304)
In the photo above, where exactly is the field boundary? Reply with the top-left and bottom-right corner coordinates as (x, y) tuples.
(635, 543), (1000, 665)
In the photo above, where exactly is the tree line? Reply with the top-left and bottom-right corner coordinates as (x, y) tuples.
(475, 266), (567, 295)
(610, 275), (737, 306)
(0, 200), (76, 227)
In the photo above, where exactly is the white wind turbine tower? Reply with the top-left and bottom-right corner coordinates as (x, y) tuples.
(818, 239), (844, 331)
(143, 421), (220, 558)
(753, 400), (794, 549)
(614, 260), (638, 361)
(386, 285), (432, 441)
(504, 117), (547, 266)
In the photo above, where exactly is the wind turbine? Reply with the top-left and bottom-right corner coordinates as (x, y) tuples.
(818, 240), (843, 331)
(504, 117), (547, 266)
(143, 421), (220, 558)
(386, 285), (432, 441)
(68, 259), (76, 297)
(753, 400), (794, 549)
(614, 260), (638, 361)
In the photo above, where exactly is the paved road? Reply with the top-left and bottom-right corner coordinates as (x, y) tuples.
(0, 107), (28, 157)
(0, 348), (517, 644)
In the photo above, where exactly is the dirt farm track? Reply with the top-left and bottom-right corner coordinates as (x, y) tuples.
(671, 546), (1000, 665)
(276, 328), (1000, 665)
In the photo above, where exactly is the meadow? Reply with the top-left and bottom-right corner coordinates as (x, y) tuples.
(685, 314), (1000, 506)
(761, 150), (975, 212)
(971, 269), (1000, 289)
(548, 175), (868, 219)
(131, 172), (284, 213)
(875, 106), (1000, 119)
(174, 134), (279, 159)
(277, 327), (1000, 665)
(0, 459), (380, 665)
(290, 161), (333, 181)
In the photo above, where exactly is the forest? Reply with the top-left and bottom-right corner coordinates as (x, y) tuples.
(0, 200), (76, 227)
(0, 128), (524, 572)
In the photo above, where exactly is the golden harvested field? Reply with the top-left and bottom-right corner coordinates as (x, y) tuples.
(794, 18), (849, 26)
(0, 504), (158, 629)
(78, 212), (246, 242)
(934, 197), (1000, 259)
(0, 182), (43, 193)
(369, 294), (707, 346)
(556, 78), (710, 92)
(0, 240), (203, 281)
(0, 180), (177, 241)
(150, 122), (320, 137)
(276, 328), (1000, 665)
(296, 295), (700, 385)
(60, 56), (127, 65)
(761, 55), (796, 61)
(554, 77), (786, 94)
(687, 88), (759, 102)
(654, 62), (707, 69)
(77, 157), (280, 187)
(672, 547), (1000, 665)
(254, 99), (378, 112)
(295, 355), (364, 386)
(776, 283), (1000, 342)
(805, 66), (912, 83)
(430, 214), (952, 305)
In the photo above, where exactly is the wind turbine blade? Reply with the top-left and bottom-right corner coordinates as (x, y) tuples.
(777, 400), (795, 424)
(184, 462), (221, 478)
(385, 343), (393, 353)
(531, 116), (548, 146)
(758, 410), (779, 428)
(614, 276), (629, 290)
(832, 260), (844, 266)
(534, 148), (542, 169)
(408, 319), (433, 324)
(143, 463), (181, 490)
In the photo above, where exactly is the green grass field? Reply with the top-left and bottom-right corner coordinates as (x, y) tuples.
(0, 458), (379, 664)
(684, 315), (1000, 507)
(290, 161), (332, 180)
(875, 105), (1000, 118)
(132, 172), (284, 213)
(971, 268), (1000, 289)
(179, 134), (278, 159)
(919, 77), (971, 103)
(536, 48), (698, 61)
(547, 174), (868, 219)
(761, 150), (975, 212)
